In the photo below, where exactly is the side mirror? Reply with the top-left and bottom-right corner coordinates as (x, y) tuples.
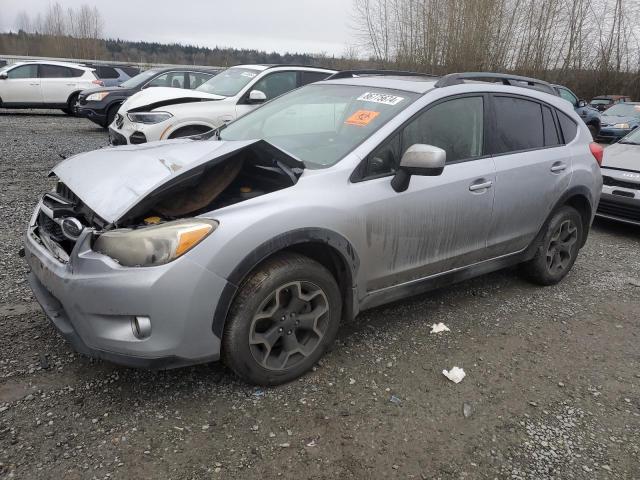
(391, 144), (446, 193)
(0, 73), (7, 80)
(248, 89), (267, 103)
(578, 100), (587, 108)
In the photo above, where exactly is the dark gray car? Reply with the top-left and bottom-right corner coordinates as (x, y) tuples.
(597, 128), (640, 225)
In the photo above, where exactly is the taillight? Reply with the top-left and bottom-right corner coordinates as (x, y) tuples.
(92, 79), (104, 86)
(589, 142), (604, 166)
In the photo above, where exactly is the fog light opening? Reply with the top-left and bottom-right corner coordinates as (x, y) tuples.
(132, 316), (152, 339)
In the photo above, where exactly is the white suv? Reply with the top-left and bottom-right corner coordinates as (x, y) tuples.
(0, 61), (102, 114)
(108, 64), (335, 145)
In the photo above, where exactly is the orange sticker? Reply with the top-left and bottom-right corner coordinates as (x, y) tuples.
(345, 110), (380, 127)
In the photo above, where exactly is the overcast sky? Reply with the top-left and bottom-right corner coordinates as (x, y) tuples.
(0, 0), (356, 55)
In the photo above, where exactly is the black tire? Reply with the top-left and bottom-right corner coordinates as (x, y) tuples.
(587, 123), (599, 140)
(520, 206), (583, 286)
(64, 93), (79, 116)
(104, 103), (121, 129)
(168, 125), (212, 139)
(222, 253), (342, 385)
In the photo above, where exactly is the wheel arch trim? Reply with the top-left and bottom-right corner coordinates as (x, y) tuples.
(211, 228), (360, 338)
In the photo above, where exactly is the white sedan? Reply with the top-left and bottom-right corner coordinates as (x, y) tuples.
(108, 65), (335, 145)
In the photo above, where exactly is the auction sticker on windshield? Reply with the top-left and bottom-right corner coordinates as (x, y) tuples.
(357, 92), (405, 106)
(345, 110), (381, 127)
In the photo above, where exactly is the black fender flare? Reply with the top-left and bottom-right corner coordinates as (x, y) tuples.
(211, 228), (360, 338)
(524, 185), (595, 260)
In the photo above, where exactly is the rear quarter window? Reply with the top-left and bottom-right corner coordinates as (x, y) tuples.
(557, 111), (578, 143)
(95, 66), (119, 79)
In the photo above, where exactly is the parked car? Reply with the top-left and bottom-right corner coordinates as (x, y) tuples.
(553, 84), (601, 138)
(86, 64), (140, 87)
(0, 61), (103, 114)
(597, 127), (640, 225)
(590, 95), (632, 112)
(108, 65), (336, 145)
(24, 71), (602, 385)
(596, 102), (640, 142)
(77, 66), (220, 128)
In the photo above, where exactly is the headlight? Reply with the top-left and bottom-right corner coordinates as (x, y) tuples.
(94, 219), (217, 267)
(614, 123), (630, 129)
(86, 92), (110, 102)
(127, 111), (173, 124)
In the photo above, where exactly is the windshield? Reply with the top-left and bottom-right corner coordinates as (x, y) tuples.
(120, 69), (161, 89)
(619, 128), (640, 144)
(220, 84), (418, 168)
(604, 103), (640, 117)
(196, 67), (260, 97)
(591, 99), (612, 105)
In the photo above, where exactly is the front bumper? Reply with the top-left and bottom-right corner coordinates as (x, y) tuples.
(24, 204), (228, 369)
(596, 127), (633, 142)
(108, 115), (166, 145)
(597, 178), (640, 225)
(77, 105), (107, 126)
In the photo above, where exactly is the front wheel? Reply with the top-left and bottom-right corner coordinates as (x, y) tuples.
(520, 206), (583, 286)
(222, 253), (342, 385)
(64, 93), (79, 116)
(587, 123), (599, 140)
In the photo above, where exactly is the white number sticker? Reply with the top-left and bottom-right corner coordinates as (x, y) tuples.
(357, 92), (405, 106)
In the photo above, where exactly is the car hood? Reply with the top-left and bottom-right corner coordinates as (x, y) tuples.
(601, 142), (640, 172)
(52, 139), (304, 226)
(600, 114), (639, 125)
(120, 87), (225, 113)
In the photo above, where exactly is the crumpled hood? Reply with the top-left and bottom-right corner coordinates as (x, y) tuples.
(120, 87), (225, 112)
(52, 139), (303, 225)
(601, 142), (640, 172)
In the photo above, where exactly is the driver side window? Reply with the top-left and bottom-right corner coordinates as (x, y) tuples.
(251, 72), (298, 100)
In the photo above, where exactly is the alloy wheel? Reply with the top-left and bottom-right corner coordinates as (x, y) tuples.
(546, 219), (578, 273)
(249, 281), (329, 371)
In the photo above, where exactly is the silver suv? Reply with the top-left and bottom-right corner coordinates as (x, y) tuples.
(24, 71), (603, 385)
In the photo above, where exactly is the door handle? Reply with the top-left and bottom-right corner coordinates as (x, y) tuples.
(550, 163), (567, 173)
(469, 180), (493, 192)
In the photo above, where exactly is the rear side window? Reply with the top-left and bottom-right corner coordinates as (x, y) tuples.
(557, 111), (578, 143)
(39, 65), (83, 78)
(95, 66), (119, 79)
(402, 96), (484, 163)
(300, 71), (331, 86)
(493, 96), (544, 154)
(542, 106), (561, 146)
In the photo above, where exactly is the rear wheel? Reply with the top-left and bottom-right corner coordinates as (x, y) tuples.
(222, 253), (342, 385)
(520, 206), (583, 286)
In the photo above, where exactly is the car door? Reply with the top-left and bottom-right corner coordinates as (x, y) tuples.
(353, 95), (496, 291)
(39, 65), (78, 104)
(486, 94), (571, 257)
(235, 71), (299, 119)
(1, 64), (41, 104)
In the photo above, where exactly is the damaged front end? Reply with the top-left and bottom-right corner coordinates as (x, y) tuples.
(31, 139), (304, 266)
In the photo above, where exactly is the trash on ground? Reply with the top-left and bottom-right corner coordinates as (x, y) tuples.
(463, 402), (472, 418)
(389, 395), (401, 405)
(442, 367), (466, 384)
(253, 389), (265, 398)
(430, 323), (451, 334)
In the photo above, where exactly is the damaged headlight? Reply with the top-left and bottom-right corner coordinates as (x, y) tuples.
(127, 111), (173, 124)
(94, 219), (218, 267)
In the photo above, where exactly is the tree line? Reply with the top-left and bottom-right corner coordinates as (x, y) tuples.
(352, 0), (640, 100)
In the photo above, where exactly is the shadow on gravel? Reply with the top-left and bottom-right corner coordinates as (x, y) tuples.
(592, 217), (640, 237)
(0, 110), (66, 117)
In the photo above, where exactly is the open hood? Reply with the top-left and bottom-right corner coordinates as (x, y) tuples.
(52, 139), (304, 226)
(601, 142), (640, 172)
(120, 87), (225, 113)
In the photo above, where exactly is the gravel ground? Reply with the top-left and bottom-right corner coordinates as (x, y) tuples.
(0, 109), (639, 480)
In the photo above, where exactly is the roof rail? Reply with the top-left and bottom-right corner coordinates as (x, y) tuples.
(328, 69), (438, 80)
(435, 72), (555, 94)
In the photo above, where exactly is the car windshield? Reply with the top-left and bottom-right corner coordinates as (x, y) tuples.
(591, 99), (612, 105)
(196, 67), (261, 97)
(220, 84), (418, 168)
(604, 103), (640, 117)
(619, 128), (640, 144)
(120, 69), (161, 88)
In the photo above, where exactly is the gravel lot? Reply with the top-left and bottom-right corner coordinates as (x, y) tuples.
(0, 110), (639, 480)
